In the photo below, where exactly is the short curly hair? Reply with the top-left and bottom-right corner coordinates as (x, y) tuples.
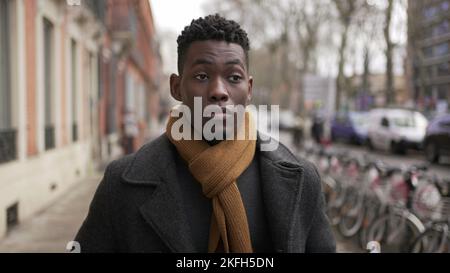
(176, 14), (250, 74)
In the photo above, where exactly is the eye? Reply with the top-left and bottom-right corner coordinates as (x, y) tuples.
(228, 74), (243, 83)
(195, 73), (208, 81)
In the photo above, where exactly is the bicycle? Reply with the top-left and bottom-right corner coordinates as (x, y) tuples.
(410, 177), (450, 253)
(365, 164), (429, 252)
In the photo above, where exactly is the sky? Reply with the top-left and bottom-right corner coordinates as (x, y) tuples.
(150, 0), (207, 34)
(149, 0), (208, 74)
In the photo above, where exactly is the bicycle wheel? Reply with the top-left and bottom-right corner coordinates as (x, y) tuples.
(326, 180), (346, 226)
(359, 198), (383, 249)
(410, 224), (448, 253)
(367, 212), (424, 253)
(326, 184), (347, 226)
(339, 192), (365, 237)
(339, 208), (365, 238)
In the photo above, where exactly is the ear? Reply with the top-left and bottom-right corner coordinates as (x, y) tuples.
(246, 76), (253, 104)
(170, 74), (182, 102)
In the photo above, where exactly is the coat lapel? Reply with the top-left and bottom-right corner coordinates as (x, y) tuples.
(121, 135), (196, 252)
(257, 137), (305, 253)
(139, 180), (197, 252)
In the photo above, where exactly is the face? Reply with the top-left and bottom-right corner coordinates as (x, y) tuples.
(170, 40), (253, 132)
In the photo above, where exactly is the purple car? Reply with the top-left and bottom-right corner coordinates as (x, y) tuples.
(331, 112), (369, 145)
(424, 114), (450, 163)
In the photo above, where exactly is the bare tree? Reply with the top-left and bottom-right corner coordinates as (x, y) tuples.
(353, 1), (384, 110)
(291, 0), (331, 116)
(205, 0), (331, 115)
(333, 0), (354, 111)
(332, 0), (367, 111)
(385, 0), (408, 107)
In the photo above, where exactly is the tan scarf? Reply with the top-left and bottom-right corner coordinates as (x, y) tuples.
(166, 110), (256, 253)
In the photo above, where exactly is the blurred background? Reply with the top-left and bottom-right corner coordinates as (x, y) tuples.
(0, 0), (449, 252)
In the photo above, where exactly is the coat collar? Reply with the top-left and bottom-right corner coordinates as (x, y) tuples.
(121, 133), (305, 253)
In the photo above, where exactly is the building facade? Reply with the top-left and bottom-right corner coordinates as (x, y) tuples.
(97, 0), (162, 161)
(0, 0), (161, 239)
(407, 0), (450, 115)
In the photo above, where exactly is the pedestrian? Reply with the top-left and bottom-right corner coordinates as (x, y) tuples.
(311, 112), (324, 145)
(74, 14), (335, 253)
(292, 116), (304, 149)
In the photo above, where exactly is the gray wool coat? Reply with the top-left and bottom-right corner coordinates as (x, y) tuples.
(74, 133), (336, 253)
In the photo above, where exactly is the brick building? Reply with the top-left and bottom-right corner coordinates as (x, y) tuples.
(98, 0), (162, 161)
(0, 0), (161, 239)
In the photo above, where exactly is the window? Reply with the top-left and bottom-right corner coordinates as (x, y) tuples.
(435, 42), (449, 57)
(426, 66), (435, 79)
(432, 20), (449, 37)
(71, 39), (78, 142)
(107, 60), (117, 134)
(88, 52), (96, 139)
(125, 74), (135, 112)
(437, 84), (449, 100)
(437, 62), (450, 77)
(138, 84), (146, 121)
(124, 74), (138, 138)
(392, 116), (415, 128)
(44, 18), (55, 150)
(423, 6), (438, 20)
(423, 46), (434, 58)
(6, 202), (19, 232)
(423, 26), (433, 40)
(0, 0), (17, 164)
(381, 117), (390, 128)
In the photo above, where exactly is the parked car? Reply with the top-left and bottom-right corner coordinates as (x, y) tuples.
(366, 108), (428, 154)
(424, 114), (450, 163)
(331, 111), (369, 145)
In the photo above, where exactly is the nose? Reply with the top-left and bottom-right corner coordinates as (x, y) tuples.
(208, 78), (229, 103)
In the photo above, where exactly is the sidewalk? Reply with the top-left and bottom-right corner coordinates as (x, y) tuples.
(0, 173), (102, 253)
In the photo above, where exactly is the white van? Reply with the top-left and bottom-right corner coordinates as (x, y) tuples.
(366, 108), (428, 154)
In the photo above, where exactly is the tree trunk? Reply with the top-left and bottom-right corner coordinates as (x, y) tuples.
(336, 21), (350, 112)
(384, 0), (394, 106)
(361, 46), (371, 110)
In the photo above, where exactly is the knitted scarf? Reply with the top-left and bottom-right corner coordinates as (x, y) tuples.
(166, 110), (256, 253)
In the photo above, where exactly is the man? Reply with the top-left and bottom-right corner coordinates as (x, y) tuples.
(75, 14), (336, 253)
